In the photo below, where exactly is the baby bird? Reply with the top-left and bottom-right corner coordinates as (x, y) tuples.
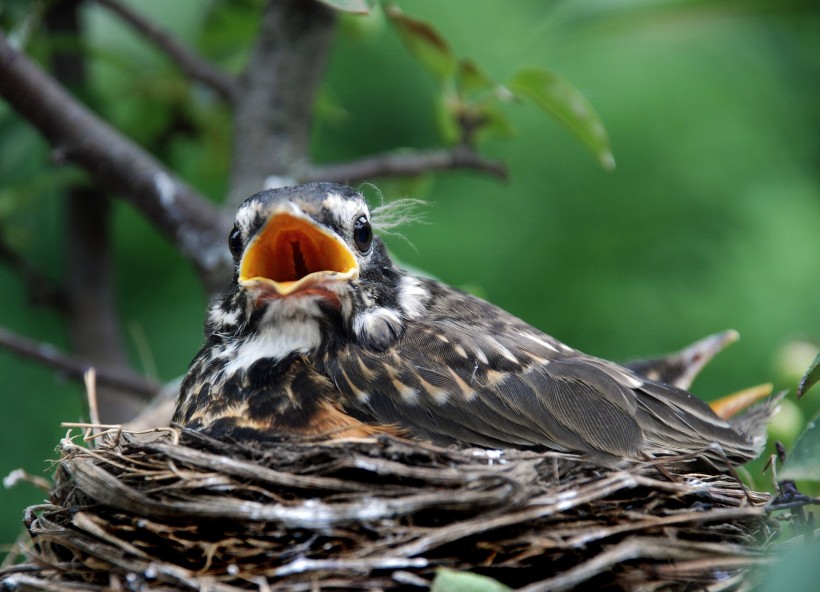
(174, 183), (777, 465)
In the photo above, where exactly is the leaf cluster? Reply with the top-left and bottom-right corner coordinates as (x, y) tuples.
(385, 4), (615, 170)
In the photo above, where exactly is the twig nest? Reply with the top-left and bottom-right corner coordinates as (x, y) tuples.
(0, 429), (796, 591)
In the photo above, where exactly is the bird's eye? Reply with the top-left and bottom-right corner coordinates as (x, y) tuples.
(353, 216), (372, 253)
(228, 226), (243, 259)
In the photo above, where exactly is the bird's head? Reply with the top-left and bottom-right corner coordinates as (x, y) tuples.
(231, 183), (373, 303)
(209, 183), (426, 351)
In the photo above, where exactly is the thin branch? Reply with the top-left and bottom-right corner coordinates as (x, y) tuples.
(0, 232), (66, 311)
(0, 31), (232, 294)
(303, 145), (508, 184)
(93, 0), (237, 102)
(0, 326), (160, 400)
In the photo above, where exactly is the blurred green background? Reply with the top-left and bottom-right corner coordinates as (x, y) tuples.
(1, 0), (818, 553)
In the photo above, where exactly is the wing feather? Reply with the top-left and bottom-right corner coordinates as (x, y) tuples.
(634, 381), (758, 460)
(323, 278), (759, 462)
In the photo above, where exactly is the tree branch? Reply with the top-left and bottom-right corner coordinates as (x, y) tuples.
(303, 145), (508, 184)
(228, 0), (337, 207)
(94, 0), (237, 103)
(0, 31), (232, 294)
(0, 326), (160, 400)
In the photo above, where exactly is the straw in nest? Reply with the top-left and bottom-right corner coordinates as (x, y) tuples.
(1, 425), (814, 591)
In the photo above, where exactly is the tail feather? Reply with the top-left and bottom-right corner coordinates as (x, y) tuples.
(636, 382), (784, 463)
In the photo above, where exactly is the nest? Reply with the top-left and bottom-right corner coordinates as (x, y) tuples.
(0, 428), (806, 591)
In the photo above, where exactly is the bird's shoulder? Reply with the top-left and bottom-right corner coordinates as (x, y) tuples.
(396, 276), (591, 376)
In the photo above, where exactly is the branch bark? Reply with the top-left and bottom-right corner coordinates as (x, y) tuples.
(303, 145), (508, 184)
(228, 0), (337, 207)
(94, 0), (237, 103)
(0, 30), (232, 294)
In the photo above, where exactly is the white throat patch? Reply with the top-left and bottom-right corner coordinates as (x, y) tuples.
(220, 296), (326, 378)
(221, 317), (321, 378)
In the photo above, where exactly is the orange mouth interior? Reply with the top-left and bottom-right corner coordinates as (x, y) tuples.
(239, 211), (358, 295)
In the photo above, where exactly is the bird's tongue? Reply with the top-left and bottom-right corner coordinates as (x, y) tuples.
(239, 211), (358, 296)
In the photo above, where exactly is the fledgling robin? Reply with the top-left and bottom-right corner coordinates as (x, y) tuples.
(174, 183), (777, 465)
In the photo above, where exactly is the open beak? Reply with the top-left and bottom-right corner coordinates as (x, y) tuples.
(239, 207), (359, 296)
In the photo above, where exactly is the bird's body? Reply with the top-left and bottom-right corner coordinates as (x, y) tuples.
(175, 183), (774, 465)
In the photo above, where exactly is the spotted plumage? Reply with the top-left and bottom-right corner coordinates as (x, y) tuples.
(174, 183), (777, 465)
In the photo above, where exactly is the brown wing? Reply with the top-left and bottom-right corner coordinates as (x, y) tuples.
(322, 281), (649, 463)
(322, 280), (760, 463)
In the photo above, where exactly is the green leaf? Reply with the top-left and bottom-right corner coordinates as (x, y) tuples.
(508, 66), (615, 171)
(316, 0), (374, 14)
(386, 5), (456, 82)
(780, 410), (820, 482)
(431, 569), (512, 592)
(760, 540), (820, 592)
(797, 353), (820, 399)
(458, 59), (496, 97)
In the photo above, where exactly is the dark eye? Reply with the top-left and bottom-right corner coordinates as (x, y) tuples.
(228, 226), (243, 259)
(353, 215), (372, 252)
